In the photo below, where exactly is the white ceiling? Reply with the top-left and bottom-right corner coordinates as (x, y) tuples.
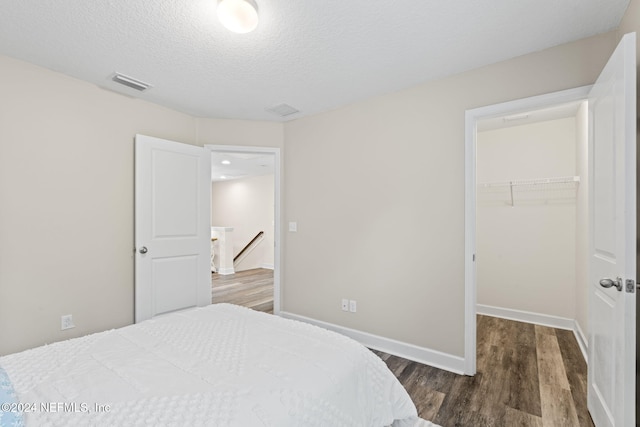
(0, 0), (630, 122)
(211, 151), (274, 182)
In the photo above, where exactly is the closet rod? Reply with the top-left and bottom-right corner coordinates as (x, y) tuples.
(478, 175), (580, 188)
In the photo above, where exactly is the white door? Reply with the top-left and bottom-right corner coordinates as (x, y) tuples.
(587, 32), (636, 427)
(135, 134), (211, 323)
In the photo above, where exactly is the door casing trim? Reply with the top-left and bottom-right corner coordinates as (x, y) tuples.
(463, 85), (591, 375)
(205, 144), (282, 314)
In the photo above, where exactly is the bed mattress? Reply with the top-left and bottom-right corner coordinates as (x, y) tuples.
(0, 304), (438, 426)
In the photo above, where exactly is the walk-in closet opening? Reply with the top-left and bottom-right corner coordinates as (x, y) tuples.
(475, 100), (589, 348)
(471, 100), (591, 424)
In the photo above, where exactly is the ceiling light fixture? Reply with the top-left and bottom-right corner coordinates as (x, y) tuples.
(217, 0), (259, 34)
(221, 159), (231, 165)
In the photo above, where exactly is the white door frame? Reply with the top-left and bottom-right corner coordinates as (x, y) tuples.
(463, 86), (591, 375)
(205, 144), (282, 314)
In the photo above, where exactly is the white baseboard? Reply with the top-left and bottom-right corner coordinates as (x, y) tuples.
(573, 320), (588, 364)
(279, 311), (465, 375)
(477, 304), (589, 365)
(217, 267), (235, 275)
(261, 263), (274, 270)
(477, 304), (574, 330)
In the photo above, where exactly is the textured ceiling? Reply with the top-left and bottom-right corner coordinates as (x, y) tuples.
(0, 0), (630, 121)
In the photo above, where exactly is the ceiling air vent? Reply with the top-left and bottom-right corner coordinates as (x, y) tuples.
(111, 72), (151, 92)
(266, 103), (300, 117)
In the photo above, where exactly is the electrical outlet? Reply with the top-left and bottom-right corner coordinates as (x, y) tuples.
(61, 314), (75, 330)
(349, 300), (357, 313)
(341, 299), (349, 311)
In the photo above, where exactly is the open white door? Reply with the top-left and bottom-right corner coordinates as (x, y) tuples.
(587, 33), (636, 427)
(135, 134), (211, 323)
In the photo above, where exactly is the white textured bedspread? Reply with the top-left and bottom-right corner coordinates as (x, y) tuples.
(1, 304), (438, 426)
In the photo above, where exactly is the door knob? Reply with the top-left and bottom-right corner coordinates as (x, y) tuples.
(139, 246), (148, 254)
(599, 277), (622, 291)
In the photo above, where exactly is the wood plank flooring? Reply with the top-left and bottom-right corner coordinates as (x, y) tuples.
(374, 315), (593, 427)
(211, 268), (274, 313)
(210, 274), (592, 427)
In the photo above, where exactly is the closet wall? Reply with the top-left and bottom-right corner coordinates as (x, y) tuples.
(477, 116), (584, 323)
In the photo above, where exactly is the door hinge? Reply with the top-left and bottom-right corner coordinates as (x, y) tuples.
(625, 279), (635, 293)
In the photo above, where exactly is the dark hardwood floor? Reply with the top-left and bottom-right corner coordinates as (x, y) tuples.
(374, 315), (593, 427)
(211, 273), (592, 427)
(211, 268), (274, 313)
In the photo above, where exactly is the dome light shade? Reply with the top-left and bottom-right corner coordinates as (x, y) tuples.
(217, 0), (259, 34)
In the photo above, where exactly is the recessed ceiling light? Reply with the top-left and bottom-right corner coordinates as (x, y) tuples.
(221, 159), (231, 165)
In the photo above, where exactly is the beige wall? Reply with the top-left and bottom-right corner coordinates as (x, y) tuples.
(282, 32), (617, 357)
(211, 174), (275, 271)
(196, 118), (284, 149)
(476, 118), (577, 319)
(0, 55), (285, 355)
(0, 54), (196, 355)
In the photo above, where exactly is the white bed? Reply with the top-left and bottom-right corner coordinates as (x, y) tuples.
(0, 304), (438, 426)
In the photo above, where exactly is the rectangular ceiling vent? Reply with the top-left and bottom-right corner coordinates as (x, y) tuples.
(266, 103), (300, 117)
(111, 72), (152, 91)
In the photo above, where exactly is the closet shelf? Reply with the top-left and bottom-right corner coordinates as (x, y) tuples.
(478, 176), (580, 188)
(477, 176), (580, 206)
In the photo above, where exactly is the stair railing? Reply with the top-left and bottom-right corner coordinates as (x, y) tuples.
(234, 231), (265, 263)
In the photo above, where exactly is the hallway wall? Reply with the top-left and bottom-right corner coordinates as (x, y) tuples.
(211, 174), (275, 271)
